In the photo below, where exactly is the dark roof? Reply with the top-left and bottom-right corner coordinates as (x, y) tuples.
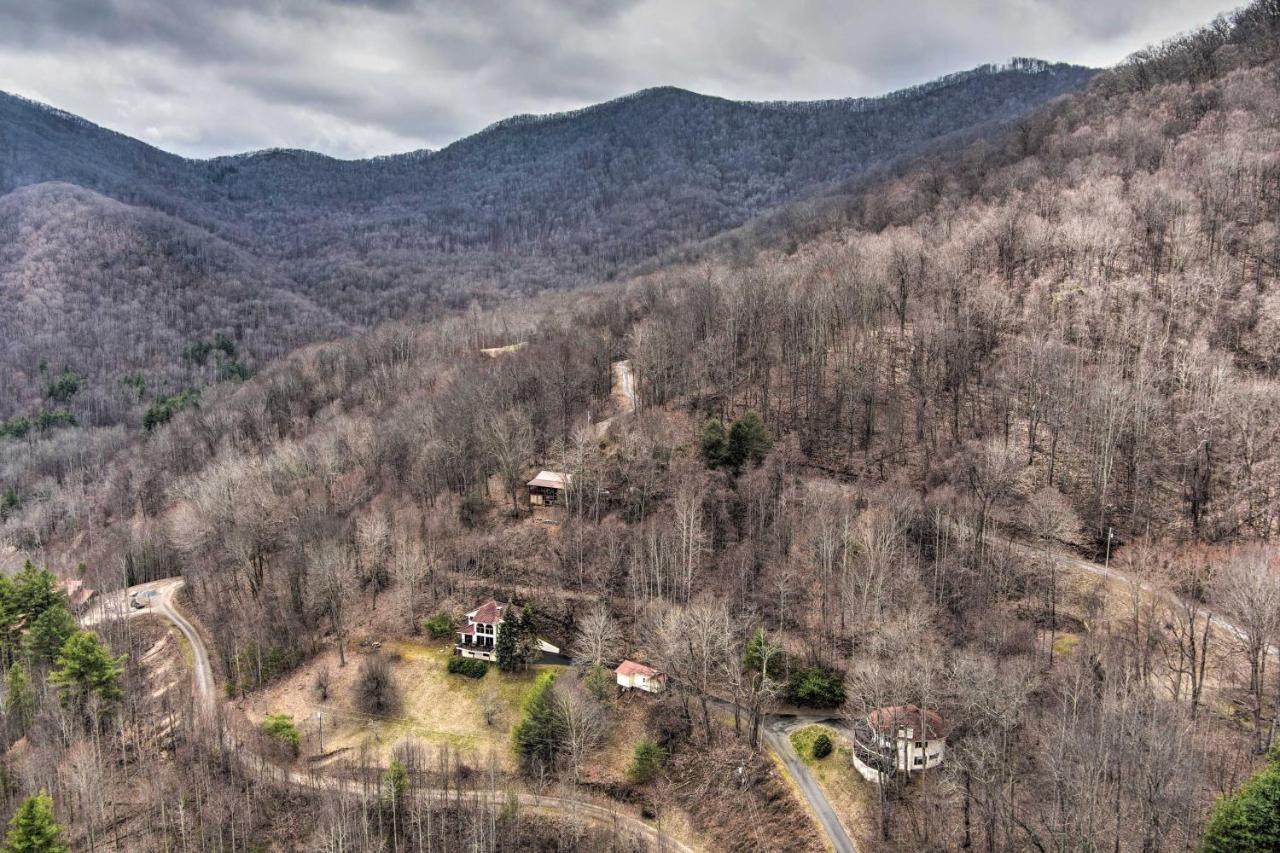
(868, 705), (950, 739)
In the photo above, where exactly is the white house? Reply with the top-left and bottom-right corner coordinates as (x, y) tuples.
(867, 704), (949, 772)
(527, 471), (571, 507)
(455, 599), (560, 662)
(615, 660), (666, 693)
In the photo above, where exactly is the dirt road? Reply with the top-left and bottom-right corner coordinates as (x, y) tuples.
(91, 577), (693, 852)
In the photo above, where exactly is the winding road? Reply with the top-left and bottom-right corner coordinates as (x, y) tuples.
(89, 531), (1231, 853)
(87, 578), (694, 853)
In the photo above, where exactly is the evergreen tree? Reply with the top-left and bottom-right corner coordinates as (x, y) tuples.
(743, 627), (786, 677)
(25, 604), (77, 665)
(512, 671), (560, 773)
(495, 609), (522, 672)
(627, 739), (667, 784)
(584, 663), (613, 703)
(50, 631), (124, 711)
(0, 486), (17, 520)
(11, 563), (60, 625)
(0, 576), (19, 661)
(700, 418), (728, 467)
(517, 607), (541, 669)
(4, 662), (34, 736)
(2, 791), (67, 853)
(726, 411), (770, 472)
(1202, 748), (1280, 851)
(384, 758), (409, 809)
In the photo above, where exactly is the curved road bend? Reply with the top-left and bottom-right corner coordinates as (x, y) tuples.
(762, 718), (859, 853)
(88, 578), (694, 853)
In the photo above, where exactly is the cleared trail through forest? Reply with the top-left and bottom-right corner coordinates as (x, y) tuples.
(89, 578), (695, 853)
(593, 359), (639, 438)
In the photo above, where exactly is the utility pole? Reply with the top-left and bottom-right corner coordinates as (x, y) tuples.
(316, 711), (324, 754)
(1103, 526), (1114, 572)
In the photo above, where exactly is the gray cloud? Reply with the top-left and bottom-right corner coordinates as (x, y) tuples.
(0, 0), (1238, 159)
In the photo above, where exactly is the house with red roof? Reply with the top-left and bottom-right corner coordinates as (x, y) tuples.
(866, 704), (950, 772)
(615, 659), (666, 693)
(455, 599), (560, 662)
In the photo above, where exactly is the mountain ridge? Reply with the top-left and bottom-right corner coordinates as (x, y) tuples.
(0, 58), (1097, 420)
(2, 57), (1088, 165)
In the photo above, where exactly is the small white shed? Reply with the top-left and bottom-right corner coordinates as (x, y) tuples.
(615, 660), (665, 693)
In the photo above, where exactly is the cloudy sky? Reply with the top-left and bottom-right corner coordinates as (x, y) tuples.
(0, 0), (1238, 159)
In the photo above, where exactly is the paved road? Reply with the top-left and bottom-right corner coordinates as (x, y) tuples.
(91, 577), (694, 853)
(762, 717), (859, 853)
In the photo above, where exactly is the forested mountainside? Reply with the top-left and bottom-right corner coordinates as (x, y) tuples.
(0, 183), (347, 427)
(4, 2), (1280, 851)
(0, 61), (1092, 421)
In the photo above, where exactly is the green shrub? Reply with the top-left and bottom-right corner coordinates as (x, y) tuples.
(628, 739), (667, 784)
(45, 366), (81, 404)
(0, 416), (31, 440)
(261, 713), (300, 756)
(34, 409), (76, 431)
(447, 656), (488, 678)
(1202, 747), (1280, 851)
(423, 612), (454, 639)
(143, 389), (199, 431)
(45, 369), (81, 403)
(788, 666), (847, 708)
(812, 732), (834, 759)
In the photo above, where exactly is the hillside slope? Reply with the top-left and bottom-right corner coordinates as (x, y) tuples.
(3, 3), (1280, 852)
(0, 183), (344, 423)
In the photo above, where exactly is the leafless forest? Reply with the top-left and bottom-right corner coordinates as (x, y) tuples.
(2, 1), (1280, 850)
(0, 62), (1091, 423)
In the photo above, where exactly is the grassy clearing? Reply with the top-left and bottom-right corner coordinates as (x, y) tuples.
(787, 725), (873, 843)
(1052, 633), (1081, 658)
(245, 640), (564, 769)
(789, 725), (832, 765)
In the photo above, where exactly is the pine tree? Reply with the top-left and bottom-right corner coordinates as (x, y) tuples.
(2, 791), (68, 853)
(495, 609), (522, 672)
(384, 758), (409, 809)
(700, 418), (728, 467)
(517, 607), (541, 669)
(512, 671), (560, 772)
(25, 604), (77, 665)
(1202, 748), (1280, 851)
(11, 563), (60, 623)
(726, 411), (770, 472)
(4, 662), (34, 736)
(50, 631), (124, 711)
(628, 739), (667, 784)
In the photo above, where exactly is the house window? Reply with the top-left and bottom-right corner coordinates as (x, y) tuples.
(913, 757), (924, 766)
(914, 742), (924, 749)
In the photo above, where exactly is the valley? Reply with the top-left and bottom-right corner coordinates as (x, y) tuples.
(2, 1), (1280, 851)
